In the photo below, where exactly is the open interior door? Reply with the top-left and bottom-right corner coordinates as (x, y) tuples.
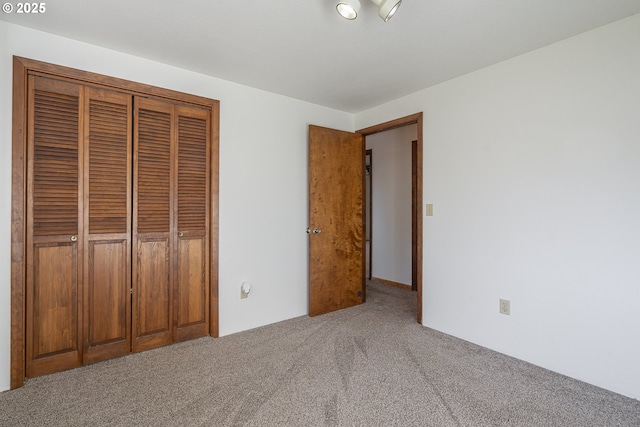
(308, 125), (365, 316)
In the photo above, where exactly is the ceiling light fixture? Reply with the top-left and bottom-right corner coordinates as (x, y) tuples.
(337, 0), (401, 22)
(374, 0), (402, 22)
(336, 0), (361, 20)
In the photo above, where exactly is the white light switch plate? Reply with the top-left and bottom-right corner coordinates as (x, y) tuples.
(426, 204), (434, 216)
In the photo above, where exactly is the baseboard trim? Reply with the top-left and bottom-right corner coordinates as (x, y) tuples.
(370, 277), (412, 291)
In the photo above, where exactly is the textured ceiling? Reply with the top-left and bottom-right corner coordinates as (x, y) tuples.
(2, 0), (640, 112)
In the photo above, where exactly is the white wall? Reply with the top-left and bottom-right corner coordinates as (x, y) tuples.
(3, 15), (640, 401)
(356, 15), (640, 399)
(366, 125), (416, 286)
(0, 21), (354, 392)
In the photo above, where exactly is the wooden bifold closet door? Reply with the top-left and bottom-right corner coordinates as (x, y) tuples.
(26, 76), (84, 377)
(25, 74), (210, 378)
(132, 98), (210, 352)
(83, 86), (132, 365)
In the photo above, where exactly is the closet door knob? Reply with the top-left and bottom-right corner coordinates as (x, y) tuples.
(178, 231), (184, 237)
(70, 235), (78, 242)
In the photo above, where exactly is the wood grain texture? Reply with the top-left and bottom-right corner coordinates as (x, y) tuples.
(26, 76), (83, 378)
(136, 105), (172, 234)
(134, 237), (172, 351)
(412, 140), (418, 292)
(308, 125), (364, 317)
(177, 239), (205, 325)
(11, 56), (27, 389)
(88, 241), (127, 344)
(177, 113), (208, 232)
(82, 86), (132, 364)
(415, 115), (423, 325)
(175, 106), (210, 342)
(27, 242), (82, 378)
(12, 57), (220, 387)
(132, 97), (174, 353)
(31, 82), (80, 236)
(84, 239), (130, 363)
(86, 89), (130, 235)
(366, 149), (373, 281)
(33, 244), (77, 356)
(14, 56), (218, 109)
(357, 113), (423, 136)
(209, 102), (220, 338)
(175, 237), (208, 342)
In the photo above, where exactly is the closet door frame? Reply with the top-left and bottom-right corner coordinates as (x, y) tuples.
(11, 56), (220, 389)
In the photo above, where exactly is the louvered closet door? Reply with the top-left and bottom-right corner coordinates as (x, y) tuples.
(174, 105), (210, 342)
(83, 87), (132, 364)
(132, 97), (175, 352)
(26, 76), (83, 377)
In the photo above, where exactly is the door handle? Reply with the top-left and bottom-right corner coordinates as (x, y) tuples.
(178, 231), (184, 237)
(313, 228), (322, 234)
(70, 235), (78, 242)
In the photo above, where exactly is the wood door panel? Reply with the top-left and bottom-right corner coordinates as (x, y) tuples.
(176, 108), (208, 232)
(30, 78), (80, 237)
(84, 239), (130, 363)
(14, 59), (219, 387)
(175, 236), (208, 341)
(32, 243), (78, 356)
(26, 76), (83, 378)
(133, 237), (172, 351)
(135, 100), (172, 234)
(83, 86), (132, 364)
(132, 97), (174, 352)
(174, 105), (210, 341)
(308, 125), (365, 317)
(86, 87), (131, 235)
(27, 241), (81, 376)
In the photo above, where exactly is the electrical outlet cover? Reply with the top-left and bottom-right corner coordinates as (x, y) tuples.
(499, 299), (510, 315)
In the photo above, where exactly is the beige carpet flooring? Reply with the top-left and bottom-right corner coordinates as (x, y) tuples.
(1, 281), (639, 426)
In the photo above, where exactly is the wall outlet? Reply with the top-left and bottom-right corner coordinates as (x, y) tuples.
(240, 281), (251, 299)
(499, 299), (510, 315)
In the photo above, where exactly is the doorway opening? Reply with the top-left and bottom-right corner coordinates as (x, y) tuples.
(359, 113), (423, 324)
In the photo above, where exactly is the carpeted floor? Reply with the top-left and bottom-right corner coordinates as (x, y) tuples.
(1, 281), (639, 426)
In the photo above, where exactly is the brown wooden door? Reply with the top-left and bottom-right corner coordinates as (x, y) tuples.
(16, 60), (218, 385)
(308, 125), (365, 316)
(26, 76), (84, 377)
(174, 105), (210, 342)
(82, 87), (132, 364)
(132, 97), (175, 352)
